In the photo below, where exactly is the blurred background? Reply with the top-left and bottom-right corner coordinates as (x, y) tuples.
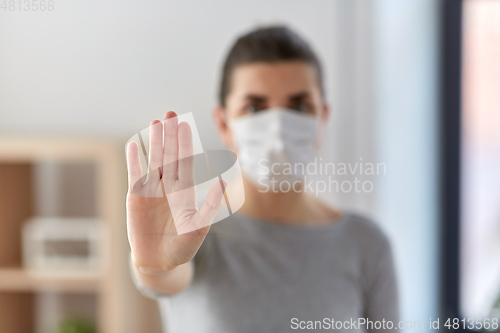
(0, 0), (498, 332)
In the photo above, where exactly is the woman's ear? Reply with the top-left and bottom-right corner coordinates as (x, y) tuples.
(213, 105), (235, 149)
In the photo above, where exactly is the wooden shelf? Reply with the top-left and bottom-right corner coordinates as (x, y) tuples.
(0, 268), (101, 293)
(0, 137), (156, 333)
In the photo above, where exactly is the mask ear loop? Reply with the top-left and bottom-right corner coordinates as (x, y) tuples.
(313, 115), (324, 152)
(221, 110), (230, 128)
(217, 107), (228, 131)
(220, 109), (242, 157)
(220, 109), (236, 134)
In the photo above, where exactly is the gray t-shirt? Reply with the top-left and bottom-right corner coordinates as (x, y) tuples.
(132, 212), (399, 333)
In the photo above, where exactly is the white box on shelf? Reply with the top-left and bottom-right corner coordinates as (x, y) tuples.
(22, 217), (103, 271)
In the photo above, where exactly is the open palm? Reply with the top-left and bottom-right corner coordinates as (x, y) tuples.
(126, 111), (225, 273)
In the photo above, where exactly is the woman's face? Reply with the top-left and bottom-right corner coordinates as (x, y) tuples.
(214, 61), (329, 150)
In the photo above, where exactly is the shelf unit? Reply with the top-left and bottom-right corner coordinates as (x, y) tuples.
(0, 136), (161, 333)
(0, 268), (100, 293)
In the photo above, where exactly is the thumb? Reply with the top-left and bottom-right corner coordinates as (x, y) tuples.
(177, 180), (227, 235)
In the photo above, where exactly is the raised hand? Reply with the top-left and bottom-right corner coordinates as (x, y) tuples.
(126, 111), (225, 274)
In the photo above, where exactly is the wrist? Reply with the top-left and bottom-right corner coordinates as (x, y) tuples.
(130, 254), (178, 276)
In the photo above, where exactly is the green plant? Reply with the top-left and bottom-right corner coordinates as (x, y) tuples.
(54, 318), (96, 333)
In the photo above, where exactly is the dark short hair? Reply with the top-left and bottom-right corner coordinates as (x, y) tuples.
(219, 26), (324, 107)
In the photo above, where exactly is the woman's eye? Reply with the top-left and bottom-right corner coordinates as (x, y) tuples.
(291, 103), (311, 112)
(245, 104), (265, 113)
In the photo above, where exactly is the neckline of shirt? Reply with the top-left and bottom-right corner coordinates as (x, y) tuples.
(233, 211), (352, 234)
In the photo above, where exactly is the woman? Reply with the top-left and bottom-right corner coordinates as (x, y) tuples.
(126, 26), (398, 332)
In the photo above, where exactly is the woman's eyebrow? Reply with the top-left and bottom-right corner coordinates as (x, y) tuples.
(288, 91), (311, 101)
(244, 94), (267, 102)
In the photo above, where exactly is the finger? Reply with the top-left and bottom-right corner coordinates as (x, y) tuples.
(126, 141), (143, 193)
(163, 111), (178, 183)
(147, 120), (163, 183)
(178, 122), (194, 187)
(194, 180), (226, 229)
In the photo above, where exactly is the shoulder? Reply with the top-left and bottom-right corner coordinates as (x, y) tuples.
(341, 212), (393, 256)
(342, 213), (397, 283)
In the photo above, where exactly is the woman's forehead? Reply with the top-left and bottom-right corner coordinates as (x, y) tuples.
(229, 62), (320, 97)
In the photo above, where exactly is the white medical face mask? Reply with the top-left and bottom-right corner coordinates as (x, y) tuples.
(229, 107), (319, 189)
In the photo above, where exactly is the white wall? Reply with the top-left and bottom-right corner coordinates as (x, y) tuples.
(374, 0), (440, 326)
(0, 0), (335, 149)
